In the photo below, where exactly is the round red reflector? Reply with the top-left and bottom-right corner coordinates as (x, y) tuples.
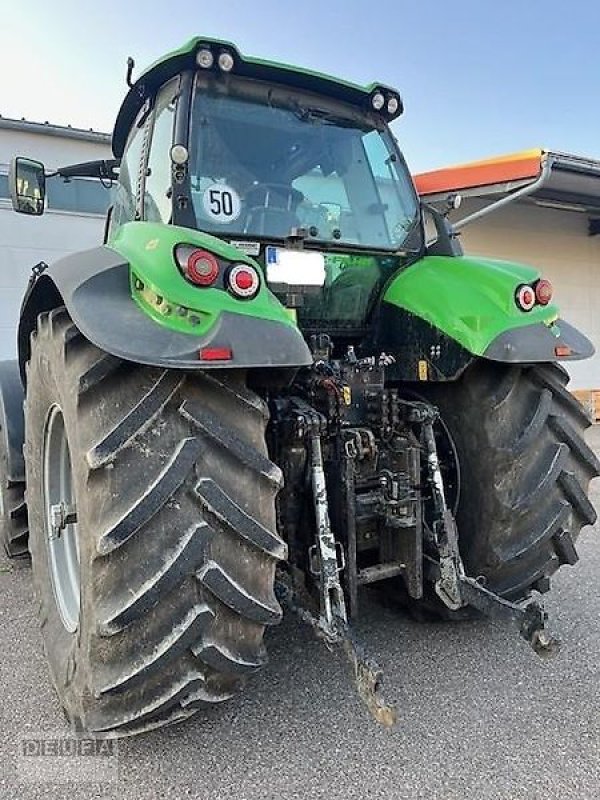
(228, 264), (259, 298)
(516, 284), (536, 312)
(186, 250), (219, 286)
(535, 279), (553, 306)
(234, 271), (254, 291)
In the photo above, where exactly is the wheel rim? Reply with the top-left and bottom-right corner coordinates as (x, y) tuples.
(43, 405), (80, 632)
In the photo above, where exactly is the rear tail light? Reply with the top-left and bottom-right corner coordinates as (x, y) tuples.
(535, 279), (553, 306)
(175, 247), (219, 286)
(515, 284), (536, 312)
(228, 264), (260, 299)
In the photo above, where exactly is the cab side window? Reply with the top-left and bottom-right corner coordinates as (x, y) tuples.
(109, 106), (148, 236)
(144, 78), (178, 223)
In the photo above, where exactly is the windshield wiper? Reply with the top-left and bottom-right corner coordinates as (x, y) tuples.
(292, 105), (368, 129)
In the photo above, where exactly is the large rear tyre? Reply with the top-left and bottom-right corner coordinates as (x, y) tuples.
(27, 308), (285, 736)
(395, 361), (599, 615)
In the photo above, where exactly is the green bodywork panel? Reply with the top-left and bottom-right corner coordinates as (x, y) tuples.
(110, 222), (296, 336)
(383, 255), (560, 356)
(111, 224), (559, 356)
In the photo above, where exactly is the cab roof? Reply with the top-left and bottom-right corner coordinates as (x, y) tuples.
(112, 36), (402, 157)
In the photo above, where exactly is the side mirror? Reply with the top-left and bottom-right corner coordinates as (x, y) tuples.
(9, 157), (46, 215)
(421, 201), (463, 257)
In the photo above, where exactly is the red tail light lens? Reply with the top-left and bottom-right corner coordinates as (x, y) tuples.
(228, 264), (260, 299)
(185, 250), (219, 286)
(515, 284), (536, 312)
(175, 246), (219, 286)
(535, 279), (553, 306)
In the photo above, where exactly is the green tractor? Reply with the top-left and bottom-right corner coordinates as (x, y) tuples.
(1, 37), (598, 735)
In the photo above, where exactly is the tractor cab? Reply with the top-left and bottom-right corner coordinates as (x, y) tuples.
(108, 38), (423, 339)
(10, 38), (425, 346)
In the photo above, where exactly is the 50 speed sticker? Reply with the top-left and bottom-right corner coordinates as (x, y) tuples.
(202, 183), (241, 223)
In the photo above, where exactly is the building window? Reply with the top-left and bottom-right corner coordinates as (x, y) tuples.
(0, 171), (111, 215)
(47, 177), (111, 215)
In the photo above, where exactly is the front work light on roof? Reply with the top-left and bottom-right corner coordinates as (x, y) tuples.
(218, 51), (235, 72)
(387, 97), (399, 115)
(371, 92), (385, 111)
(196, 48), (214, 69)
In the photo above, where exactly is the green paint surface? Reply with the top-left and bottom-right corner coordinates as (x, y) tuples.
(109, 225), (559, 357)
(110, 222), (296, 335)
(384, 255), (559, 355)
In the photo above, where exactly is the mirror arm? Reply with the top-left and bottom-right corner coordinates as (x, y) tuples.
(53, 159), (120, 181)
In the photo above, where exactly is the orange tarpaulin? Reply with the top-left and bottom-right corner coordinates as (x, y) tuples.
(414, 148), (544, 195)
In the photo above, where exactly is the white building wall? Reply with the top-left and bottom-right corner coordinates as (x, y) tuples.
(452, 198), (600, 391)
(0, 125), (111, 360)
(0, 126), (110, 170)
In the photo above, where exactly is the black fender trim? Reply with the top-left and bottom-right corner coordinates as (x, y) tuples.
(363, 302), (475, 382)
(18, 246), (312, 374)
(0, 361), (25, 483)
(484, 319), (594, 363)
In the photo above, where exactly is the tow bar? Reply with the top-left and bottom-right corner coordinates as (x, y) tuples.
(277, 431), (397, 728)
(308, 432), (397, 726)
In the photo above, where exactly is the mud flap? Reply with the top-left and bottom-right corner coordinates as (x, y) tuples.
(0, 361), (25, 483)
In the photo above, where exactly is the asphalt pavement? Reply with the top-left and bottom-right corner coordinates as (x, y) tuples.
(1, 431), (599, 800)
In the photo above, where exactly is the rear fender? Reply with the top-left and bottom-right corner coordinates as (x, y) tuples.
(383, 254), (594, 365)
(18, 225), (312, 376)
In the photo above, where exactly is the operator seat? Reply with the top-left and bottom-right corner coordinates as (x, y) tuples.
(324, 261), (381, 322)
(243, 184), (304, 237)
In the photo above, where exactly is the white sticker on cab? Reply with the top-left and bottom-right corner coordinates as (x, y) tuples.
(230, 240), (261, 256)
